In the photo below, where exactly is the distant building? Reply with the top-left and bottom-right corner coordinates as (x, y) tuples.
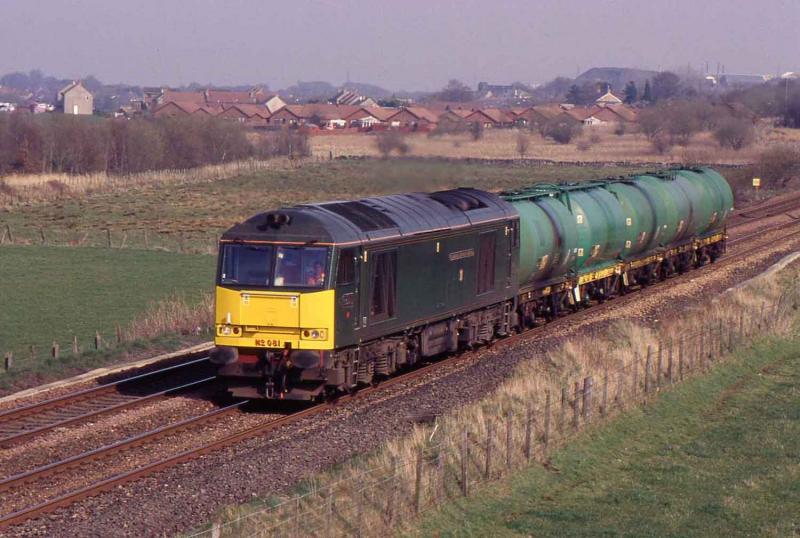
(58, 81), (93, 115)
(717, 74), (771, 88)
(595, 90), (623, 106)
(476, 82), (532, 100)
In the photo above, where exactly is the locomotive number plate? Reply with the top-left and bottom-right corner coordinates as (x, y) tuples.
(255, 338), (281, 347)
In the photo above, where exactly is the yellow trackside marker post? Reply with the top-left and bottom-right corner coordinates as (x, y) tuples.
(753, 177), (761, 191)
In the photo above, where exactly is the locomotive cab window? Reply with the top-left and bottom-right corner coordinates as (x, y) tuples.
(369, 251), (396, 321)
(218, 243), (329, 289)
(477, 232), (496, 294)
(335, 249), (356, 286)
(219, 244), (274, 287)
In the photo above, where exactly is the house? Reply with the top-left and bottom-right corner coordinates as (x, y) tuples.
(58, 81), (93, 115)
(334, 89), (377, 107)
(466, 108), (512, 128)
(387, 107), (438, 129)
(595, 90), (623, 106)
(152, 87), (286, 115)
(344, 106), (396, 128)
(217, 104), (271, 127)
(267, 105), (305, 127)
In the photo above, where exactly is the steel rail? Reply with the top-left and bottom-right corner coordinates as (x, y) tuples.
(0, 376), (216, 446)
(0, 384), (237, 494)
(0, 356), (211, 435)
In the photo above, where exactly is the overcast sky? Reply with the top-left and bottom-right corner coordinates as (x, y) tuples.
(2, 0), (798, 90)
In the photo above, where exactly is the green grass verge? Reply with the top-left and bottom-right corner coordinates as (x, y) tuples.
(0, 245), (214, 361)
(414, 337), (800, 537)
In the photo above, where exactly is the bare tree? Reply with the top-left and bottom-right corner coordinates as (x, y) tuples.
(714, 117), (755, 150)
(516, 130), (530, 158)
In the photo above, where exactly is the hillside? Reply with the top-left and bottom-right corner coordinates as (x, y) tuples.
(575, 66), (659, 92)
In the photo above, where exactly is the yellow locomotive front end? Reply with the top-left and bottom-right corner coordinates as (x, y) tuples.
(211, 241), (337, 399)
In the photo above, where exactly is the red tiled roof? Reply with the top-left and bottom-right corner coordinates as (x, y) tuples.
(161, 90), (205, 104)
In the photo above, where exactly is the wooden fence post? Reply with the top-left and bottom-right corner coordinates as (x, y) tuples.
(460, 429), (469, 497)
(437, 450), (445, 503)
(559, 386), (567, 434)
(633, 351), (640, 396)
(524, 406), (533, 461)
(95, 331), (102, 350)
(4, 352), (12, 371)
(116, 323), (122, 344)
(106, 228), (112, 248)
(544, 390), (551, 451)
(211, 521), (221, 538)
(601, 369), (609, 418)
(4, 224), (12, 244)
(144, 229), (149, 250)
(385, 458), (397, 526)
(738, 311), (744, 343)
(484, 421), (493, 479)
(72, 336), (79, 356)
(29, 345), (35, 361)
(656, 341), (663, 388)
(667, 340), (674, 384)
(505, 411), (513, 471)
(582, 377), (592, 426)
(678, 337), (685, 380)
(51, 341), (59, 360)
(414, 446), (424, 515)
(700, 326), (706, 370)
(572, 381), (580, 431)
(718, 319), (724, 357)
(644, 350), (652, 394)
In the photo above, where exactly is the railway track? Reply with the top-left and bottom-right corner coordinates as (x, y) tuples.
(4, 193), (800, 532)
(0, 356), (213, 446)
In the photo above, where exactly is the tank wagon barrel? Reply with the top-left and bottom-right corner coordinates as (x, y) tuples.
(211, 167), (733, 401)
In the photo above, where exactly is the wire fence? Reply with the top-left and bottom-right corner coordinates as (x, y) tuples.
(0, 224), (220, 254)
(184, 284), (795, 538)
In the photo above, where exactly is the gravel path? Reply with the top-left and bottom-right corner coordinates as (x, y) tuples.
(6, 207), (800, 537)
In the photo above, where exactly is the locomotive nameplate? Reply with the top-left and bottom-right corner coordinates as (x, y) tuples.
(448, 248), (475, 261)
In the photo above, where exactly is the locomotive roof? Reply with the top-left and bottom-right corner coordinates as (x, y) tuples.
(220, 188), (517, 246)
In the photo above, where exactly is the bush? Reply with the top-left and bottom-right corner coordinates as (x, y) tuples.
(651, 133), (673, 155)
(614, 122), (626, 136)
(258, 129), (311, 159)
(469, 122), (484, 141)
(714, 117), (755, 150)
(756, 144), (800, 186)
(541, 117), (581, 144)
(589, 132), (602, 144)
(374, 131), (410, 158)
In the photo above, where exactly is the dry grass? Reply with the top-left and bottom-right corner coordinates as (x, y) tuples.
(123, 293), (214, 342)
(311, 126), (800, 165)
(0, 158), (298, 207)
(191, 255), (800, 538)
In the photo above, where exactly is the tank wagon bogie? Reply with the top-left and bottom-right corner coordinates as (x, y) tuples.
(211, 167), (734, 400)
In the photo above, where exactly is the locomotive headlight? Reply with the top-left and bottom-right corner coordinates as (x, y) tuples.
(218, 325), (240, 337)
(301, 329), (327, 340)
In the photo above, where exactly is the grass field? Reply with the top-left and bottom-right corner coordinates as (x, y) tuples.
(414, 337), (800, 537)
(0, 160), (651, 246)
(0, 245), (215, 361)
(311, 126), (800, 164)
